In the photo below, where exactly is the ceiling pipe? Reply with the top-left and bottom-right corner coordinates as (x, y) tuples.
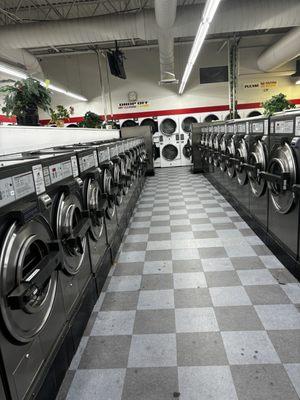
(154, 0), (178, 84)
(257, 27), (300, 71)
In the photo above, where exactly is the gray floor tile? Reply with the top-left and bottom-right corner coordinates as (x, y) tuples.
(145, 249), (172, 261)
(133, 310), (175, 334)
(107, 276), (142, 292)
(141, 274), (174, 290)
(205, 271), (241, 287)
(214, 306), (264, 331)
(143, 260), (173, 274)
(178, 366), (238, 400)
(91, 311), (136, 335)
(268, 330), (300, 363)
(170, 225), (192, 232)
(237, 269), (278, 286)
(127, 228), (150, 235)
(118, 251), (145, 263)
(172, 259), (202, 273)
(231, 364), (299, 400)
(199, 247), (228, 259)
(174, 288), (213, 308)
(202, 257), (234, 272)
(121, 367), (179, 400)
(173, 272), (207, 289)
(83, 312), (97, 336)
(209, 286), (251, 306)
(255, 304), (300, 330)
(282, 283), (300, 303)
(221, 330), (280, 364)
(245, 285), (291, 305)
(284, 364), (300, 397)
(231, 256), (266, 270)
(79, 336), (131, 369)
(122, 242), (147, 252)
(146, 240), (171, 250)
(259, 255), (285, 269)
(137, 289), (174, 309)
(128, 334), (177, 367)
(66, 369), (126, 400)
(125, 234), (149, 243)
(70, 337), (88, 370)
(177, 332), (228, 366)
(172, 248), (200, 260)
(101, 291), (139, 311)
(148, 233), (171, 241)
(213, 222), (237, 230)
(56, 371), (75, 400)
(175, 307), (219, 332)
(114, 262), (144, 276)
(270, 268), (299, 284)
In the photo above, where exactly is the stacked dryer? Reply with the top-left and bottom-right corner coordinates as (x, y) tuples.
(158, 115), (181, 167)
(179, 115), (198, 166)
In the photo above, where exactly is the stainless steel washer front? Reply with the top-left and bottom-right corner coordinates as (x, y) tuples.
(248, 139), (267, 198)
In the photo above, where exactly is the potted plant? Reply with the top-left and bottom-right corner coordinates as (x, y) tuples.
(262, 93), (296, 116)
(0, 77), (51, 126)
(49, 105), (70, 127)
(78, 111), (103, 128)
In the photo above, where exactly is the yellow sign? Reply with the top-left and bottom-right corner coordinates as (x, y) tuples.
(244, 80), (278, 90)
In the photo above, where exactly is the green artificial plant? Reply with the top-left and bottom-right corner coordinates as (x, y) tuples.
(262, 93), (295, 116)
(78, 111), (103, 128)
(49, 105), (70, 126)
(0, 77), (51, 125)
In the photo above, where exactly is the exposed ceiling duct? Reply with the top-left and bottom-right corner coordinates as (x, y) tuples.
(257, 27), (300, 72)
(154, 0), (178, 84)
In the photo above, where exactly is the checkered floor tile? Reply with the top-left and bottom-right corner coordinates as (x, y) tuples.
(57, 167), (300, 400)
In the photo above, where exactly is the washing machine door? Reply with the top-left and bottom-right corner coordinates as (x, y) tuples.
(122, 119), (137, 128)
(182, 117), (197, 134)
(85, 177), (105, 243)
(266, 142), (297, 214)
(103, 168), (116, 220)
(225, 138), (236, 178)
(183, 139), (192, 159)
(0, 218), (58, 343)
(162, 144), (179, 161)
(248, 139), (267, 197)
(160, 118), (177, 136)
(56, 190), (88, 275)
(235, 138), (248, 185)
(141, 118), (158, 134)
(219, 136), (227, 172)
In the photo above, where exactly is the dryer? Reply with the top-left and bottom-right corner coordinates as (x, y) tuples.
(179, 115), (197, 166)
(139, 117), (158, 135)
(0, 158), (67, 400)
(158, 115), (181, 167)
(153, 132), (162, 168)
(119, 118), (138, 129)
(260, 111), (300, 259)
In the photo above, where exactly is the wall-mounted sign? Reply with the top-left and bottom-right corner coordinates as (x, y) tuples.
(118, 100), (149, 110)
(244, 80), (278, 90)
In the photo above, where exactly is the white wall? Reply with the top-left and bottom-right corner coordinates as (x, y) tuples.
(2, 33), (300, 120)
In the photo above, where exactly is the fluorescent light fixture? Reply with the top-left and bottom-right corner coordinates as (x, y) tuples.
(0, 63), (28, 79)
(296, 80), (300, 85)
(179, 0), (221, 95)
(0, 62), (88, 101)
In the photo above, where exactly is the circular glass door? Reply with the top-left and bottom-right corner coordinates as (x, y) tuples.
(236, 138), (248, 185)
(219, 136), (227, 172)
(162, 144), (178, 161)
(160, 118), (177, 136)
(248, 140), (267, 197)
(103, 168), (116, 219)
(56, 191), (87, 275)
(141, 118), (158, 134)
(0, 219), (57, 343)
(182, 117), (197, 133)
(86, 177), (104, 242)
(267, 143), (296, 214)
(226, 139), (236, 178)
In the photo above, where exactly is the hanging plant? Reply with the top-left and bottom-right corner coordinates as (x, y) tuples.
(262, 93), (295, 116)
(49, 105), (70, 127)
(0, 77), (51, 126)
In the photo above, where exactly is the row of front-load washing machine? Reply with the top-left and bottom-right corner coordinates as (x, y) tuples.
(192, 110), (300, 278)
(0, 137), (147, 400)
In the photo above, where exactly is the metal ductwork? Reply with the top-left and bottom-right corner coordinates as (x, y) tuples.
(155, 0), (178, 84)
(257, 27), (300, 72)
(0, 49), (44, 79)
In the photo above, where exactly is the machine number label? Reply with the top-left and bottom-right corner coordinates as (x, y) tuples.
(274, 120), (294, 134)
(0, 177), (15, 207)
(79, 154), (96, 172)
(71, 156), (79, 177)
(295, 117), (300, 136)
(252, 122), (264, 133)
(13, 172), (35, 199)
(32, 165), (46, 195)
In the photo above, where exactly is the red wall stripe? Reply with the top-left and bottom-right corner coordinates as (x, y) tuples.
(2, 98), (300, 125)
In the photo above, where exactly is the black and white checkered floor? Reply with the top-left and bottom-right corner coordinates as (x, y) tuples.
(57, 167), (300, 400)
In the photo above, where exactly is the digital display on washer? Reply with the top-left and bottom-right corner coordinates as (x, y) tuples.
(43, 160), (73, 186)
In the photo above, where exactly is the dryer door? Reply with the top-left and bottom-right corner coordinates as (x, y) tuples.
(160, 118), (177, 136)
(236, 138), (248, 185)
(182, 117), (197, 134)
(248, 139), (267, 197)
(56, 191), (88, 275)
(162, 144), (179, 161)
(0, 218), (58, 343)
(266, 142), (296, 214)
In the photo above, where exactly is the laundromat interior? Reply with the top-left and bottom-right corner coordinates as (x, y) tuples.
(1, 1), (300, 399)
